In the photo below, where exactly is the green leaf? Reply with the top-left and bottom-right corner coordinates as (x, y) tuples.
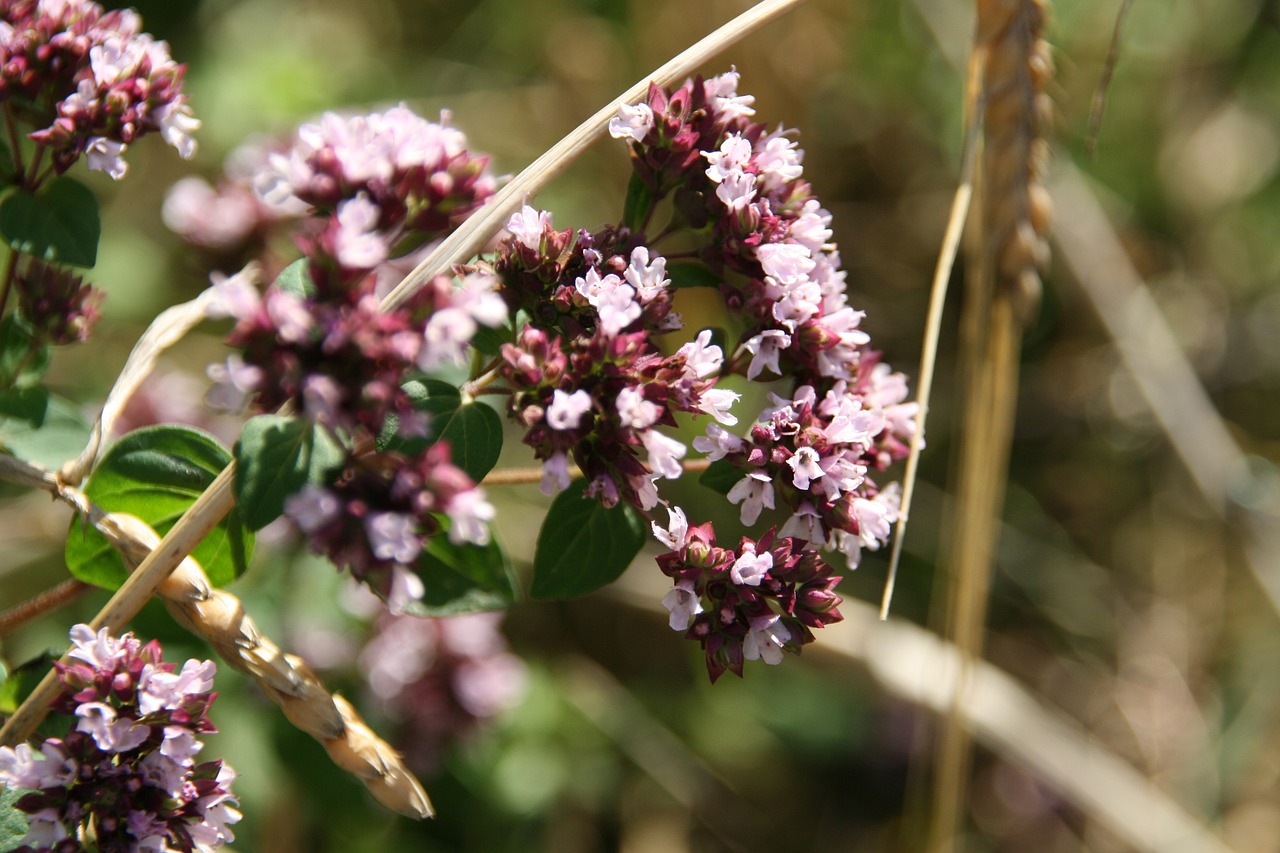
(273, 258), (317, 299)
(469, 321), (513, 356)
(0, 389), (89, 469)
(404, 525), (518, 616)
(0, 176), (100, 268)
(0, 653), (55, 716)
(0, 314), (49, 389)
(698, 458), (742, 496)
(666, 261), (722, 289)
(65, 425), (254, 589)
(622, 172), (653, 232)
(234, 415), (345, 531)
(0, 786), (29, 853)
(383, 379), (503, 481)
(530, 479), (646, 600)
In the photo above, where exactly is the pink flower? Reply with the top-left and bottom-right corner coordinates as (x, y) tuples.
(727, 471), (776, 526)
(729, 544), (773, 586)
(547, 388), (593, 431)
(662, 579), (702, 630)
(608, 102), (654, 143)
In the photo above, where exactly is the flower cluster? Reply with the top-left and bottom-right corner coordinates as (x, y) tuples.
(495, 216), (737, 508)
(14, 258), (101, 345)
(172, 105), (507, 610)
(359, 611), (527, 773)
(603, 71), (915, 671)
(0, 0), (198, 179)
(0, 625), (239, 852)
(285, 443), (495, 614)
(654, 508), (843, 682)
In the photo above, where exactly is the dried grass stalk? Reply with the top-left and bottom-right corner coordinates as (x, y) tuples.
(925, 1), (1052, 849)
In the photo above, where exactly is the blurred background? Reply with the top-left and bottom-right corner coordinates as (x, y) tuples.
(3, 0), (1280, 850)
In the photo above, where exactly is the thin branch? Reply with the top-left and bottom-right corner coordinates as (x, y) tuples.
(879, 52), (985, 620)
(1085, 0), (1134, 159)
(0, 579), (91, 637)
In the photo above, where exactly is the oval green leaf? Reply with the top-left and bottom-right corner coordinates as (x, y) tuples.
(234, 414), (346, 531)
(382, 379), (503, 482)
(0, 176), (101, 268)
(65, 425), (254, 589)
(530, 480), (646, 600)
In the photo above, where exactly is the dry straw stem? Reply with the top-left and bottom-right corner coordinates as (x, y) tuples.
(0, 454), (432, 818)
(1052, 163), (1280, 614)
(0, 0), (810, 796)
(926, 0), (1052, 849)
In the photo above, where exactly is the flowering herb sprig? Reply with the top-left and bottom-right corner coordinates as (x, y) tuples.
(0, 625), (239, 852)
(160, 70), (912, 679)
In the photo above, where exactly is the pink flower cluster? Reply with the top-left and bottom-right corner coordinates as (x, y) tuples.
(495, 215), (737, 508)
(178, 104), (505, 611)
(0, 0), (198, 179)
(359, 611), (527, 772)
(0, 625), (239, 852)
(602, 71), (916, 672)
(654, 508), (843, 682)
(14, 258), (100, 345)
(285, 443), (495, 614)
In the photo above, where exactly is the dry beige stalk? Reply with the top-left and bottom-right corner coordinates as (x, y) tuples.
(925, 1), (1052, 850)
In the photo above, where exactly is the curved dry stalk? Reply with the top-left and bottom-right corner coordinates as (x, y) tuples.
(878, 51), (986, 620)
(927, 1), (1053, 849)
(0, 452), (431, 818)
(59, 282), (230, 487)
(0, 0), (811, 785)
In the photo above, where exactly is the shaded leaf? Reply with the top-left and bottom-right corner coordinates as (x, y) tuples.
(1, 786), (29, 853)
(234, 415), (345, 531)
(530, 480), (645, 599)
(699, 458), (742, 496)
(622, 172), (652, 232)
(65, 426), (253, 589)
(274, 258), (317, 299)
(666, 260), (722, 289)
(0, 176), (100, 268)
(404, 524), (517, 616)
(0, 390), (89, 469)
(0, 314), (49, 389)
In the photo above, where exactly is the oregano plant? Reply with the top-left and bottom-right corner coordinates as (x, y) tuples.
(0, 0), (917, 847)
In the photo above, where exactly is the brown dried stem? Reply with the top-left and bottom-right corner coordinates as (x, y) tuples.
(926, 1), (1052, 850)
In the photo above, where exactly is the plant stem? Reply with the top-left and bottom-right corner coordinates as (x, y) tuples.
(3, 103), (25, 182)
(0, 579), (92, 636)
(0, 250), (19, 321)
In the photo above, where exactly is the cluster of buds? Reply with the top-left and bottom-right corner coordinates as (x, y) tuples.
(654, 508), (843, 682)
(0, 0), (198, 179)
(495, 217), (737, 509)
(0, 625), (239, 852)
(359, 611), (527, 773)
(285, 443), (495, 614)
(13, 258), (101, 345)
